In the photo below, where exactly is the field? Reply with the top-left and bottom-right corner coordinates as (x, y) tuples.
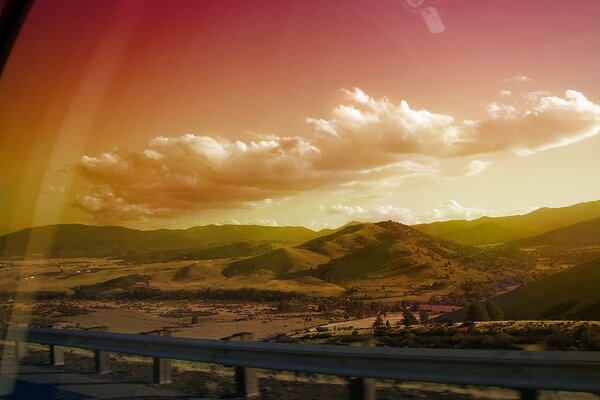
(0, 257), (344, 298)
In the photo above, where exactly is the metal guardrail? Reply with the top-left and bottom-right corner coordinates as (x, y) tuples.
(3, 326), (600, 399)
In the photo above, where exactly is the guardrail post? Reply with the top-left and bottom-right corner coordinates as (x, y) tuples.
(50, 345), (64, 366)
(141, 329), (172, 384)
(228, 332), (259, 397)
(349, 338), (376, 400)
(85, 326), (110, 374)
(14, 341), (27, 360)
(520, 389), (538, 400)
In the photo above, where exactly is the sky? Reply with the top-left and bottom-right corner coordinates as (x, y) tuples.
(1, 0), (600, 233)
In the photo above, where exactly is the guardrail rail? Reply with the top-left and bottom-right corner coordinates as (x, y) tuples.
(2, 327), (600, 399)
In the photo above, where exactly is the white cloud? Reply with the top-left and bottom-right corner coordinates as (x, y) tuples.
(320, 200), (537, 225)
(477, 90), (600, 155)
(321, 204), (366, 216)
(462, 160), (491, 177)
(310, 87), (600, 159)
(499, 89), (512, 97)
(76, 88), (600, 221)
(427, 200), (491, 222)
(506, 75), (531, 83)
(258, 218), (278, 226)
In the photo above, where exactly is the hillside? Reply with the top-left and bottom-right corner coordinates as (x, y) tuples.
(0, 223), (322, 258)
(222, 221), (515, 287)
(414, 200), (600, 245)
(494, 257), (600, 320)
(222, 248), (329, 279)
(506, 218), (600, 248)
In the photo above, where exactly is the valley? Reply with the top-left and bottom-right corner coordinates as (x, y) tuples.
(1, 199), (600, 336)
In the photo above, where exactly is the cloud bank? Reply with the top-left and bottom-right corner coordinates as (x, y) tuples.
(320, 200), (537, 225)
(76, 88), (600, 221)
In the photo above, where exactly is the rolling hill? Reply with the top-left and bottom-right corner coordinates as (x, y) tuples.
(414, 200), (600, 245)
(0, 223), (323, 258)
(493, 257), (600, 320)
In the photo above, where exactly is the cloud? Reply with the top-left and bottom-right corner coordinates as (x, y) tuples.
(321, 204), (366, 216)
(475, 90), (600, 155)
(505, 75), (531, 83)
(462, 160), (491, 177)
(320, 200), (537, 225)
(309, 88), (600, 159)
(77, 134), (328, 220)
(306, 88), (469, 168)
(76, 88), (600, 221)
(499, 89), (512, 97)
(426, 200), (496, 222)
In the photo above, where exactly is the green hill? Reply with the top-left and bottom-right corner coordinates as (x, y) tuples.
(506, 218), (600, 248)
(0, 223), (322, 258)
(494, 258), (600, 320)
(414, 200), (600, 245)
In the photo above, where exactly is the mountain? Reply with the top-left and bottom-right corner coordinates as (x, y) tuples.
(493, 257), (600, 320)
(0, 223), (322, 258)
(414, 200), (600, 245)
(506, 218), (600, 248)
(222, 221), (502, 284)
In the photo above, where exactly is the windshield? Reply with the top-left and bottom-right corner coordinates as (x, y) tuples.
(1, 2), (600, 398)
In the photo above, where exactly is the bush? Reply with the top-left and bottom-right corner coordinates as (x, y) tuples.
(466, 302), (489, 321)
(485, 300), (504, 320)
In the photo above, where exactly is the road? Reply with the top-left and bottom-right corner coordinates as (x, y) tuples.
(0, 362), (204, 399)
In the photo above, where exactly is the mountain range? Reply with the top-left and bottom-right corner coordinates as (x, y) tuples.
(0, 223), (323, 259)
(2, 199), (600, 316)
(414, 200), (600, 246)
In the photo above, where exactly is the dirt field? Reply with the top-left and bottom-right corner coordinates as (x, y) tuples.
(0, 257), (345, 297)
(8, 299), (336, 340)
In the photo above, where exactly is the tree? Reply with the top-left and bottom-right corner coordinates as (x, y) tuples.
(411, 301), (420, 312)
(485, 300), (504, 320)
(402, 309), (419, 327)
(372, 314), (386, 336)
(400, 299), (410, 310)
(466, 302), (489, 322)
(278, 300), (291, 312)
(372, 314), (385, 330)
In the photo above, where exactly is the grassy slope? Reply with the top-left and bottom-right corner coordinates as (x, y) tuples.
(494, 257), (600, 320)
(222, 248), (329, 279)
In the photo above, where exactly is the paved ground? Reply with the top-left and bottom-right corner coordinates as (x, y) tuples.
(0, 362), (204, 400)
